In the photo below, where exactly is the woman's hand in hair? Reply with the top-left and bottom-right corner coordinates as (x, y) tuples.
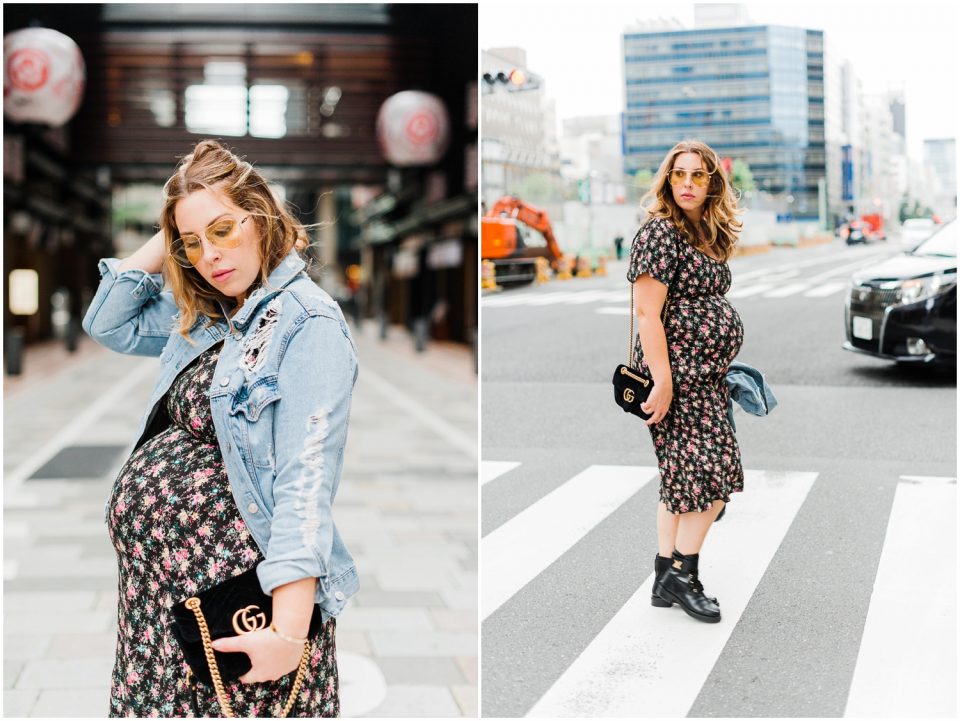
(641, 379), (673, 426)
(118, 230), (166, 274)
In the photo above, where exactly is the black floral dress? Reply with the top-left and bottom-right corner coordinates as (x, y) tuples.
(107, 340), (340, 717)
(627, 216), (745, 514)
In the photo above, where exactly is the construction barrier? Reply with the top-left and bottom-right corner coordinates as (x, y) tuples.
(481, 260), (500, 290)
(555, 255), (573, 280)
(576, 256), (593, 278)
(535, 257), (551, 284)
(594, 256), (607, 277)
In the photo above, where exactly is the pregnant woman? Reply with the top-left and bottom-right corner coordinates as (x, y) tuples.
(627, 139), (745, 623)
(82, 139), (358, 716)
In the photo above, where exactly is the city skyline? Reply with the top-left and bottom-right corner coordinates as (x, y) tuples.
(479, 1), (958, 161)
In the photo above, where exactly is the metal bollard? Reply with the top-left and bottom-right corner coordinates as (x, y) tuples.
(5, 327), (25, 376)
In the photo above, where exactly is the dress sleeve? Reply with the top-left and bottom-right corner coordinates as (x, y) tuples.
(626, 217), (680, 288)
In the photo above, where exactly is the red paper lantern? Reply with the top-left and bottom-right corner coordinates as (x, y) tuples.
(4, 28), (86, 127)
(376, 91), (450, 167)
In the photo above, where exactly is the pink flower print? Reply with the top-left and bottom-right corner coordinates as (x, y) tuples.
(191, 416), (202, 430)
(233, 519), (246, 532)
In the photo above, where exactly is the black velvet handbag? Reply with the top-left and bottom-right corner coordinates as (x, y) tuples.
(169, 563), (324, 717)
(612, 247), (674, 420)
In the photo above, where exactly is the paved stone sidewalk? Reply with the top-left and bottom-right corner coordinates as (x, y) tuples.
(3, 319), (478, 718)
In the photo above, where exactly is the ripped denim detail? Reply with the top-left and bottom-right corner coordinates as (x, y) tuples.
(240, 296), (282, 379)
(294, 408), (330, 548)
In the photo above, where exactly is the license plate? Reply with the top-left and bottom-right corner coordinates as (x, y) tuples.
(852, 316), (873, 340)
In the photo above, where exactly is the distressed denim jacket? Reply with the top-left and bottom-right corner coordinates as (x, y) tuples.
(81, 249), (359, 619)
(725, 360), (778, 433)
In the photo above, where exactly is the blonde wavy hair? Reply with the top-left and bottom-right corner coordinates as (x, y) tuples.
(159, 139), (311, 341)
(640, 139), (744, 262)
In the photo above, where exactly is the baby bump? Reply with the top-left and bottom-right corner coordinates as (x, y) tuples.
(665, 296), (743, 379)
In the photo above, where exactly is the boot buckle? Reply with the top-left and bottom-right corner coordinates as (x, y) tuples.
(672, 559), (682, 570)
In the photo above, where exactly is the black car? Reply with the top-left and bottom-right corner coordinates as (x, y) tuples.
(843, 220), (957, 365)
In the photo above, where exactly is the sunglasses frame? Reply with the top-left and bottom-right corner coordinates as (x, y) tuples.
(170, 214), (251, 268)
(668, 168), (713, 188)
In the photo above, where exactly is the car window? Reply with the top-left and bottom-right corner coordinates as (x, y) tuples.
(911, 222), (957, 257)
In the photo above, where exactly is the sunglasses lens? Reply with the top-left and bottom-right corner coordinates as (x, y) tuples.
(692, 171), (709, 187)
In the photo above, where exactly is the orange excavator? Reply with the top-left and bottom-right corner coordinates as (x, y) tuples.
(481, 196), (564, 285)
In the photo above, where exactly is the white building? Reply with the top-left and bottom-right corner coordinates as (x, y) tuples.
(559, 115), (626, 204)
(481, 47), (562, 208)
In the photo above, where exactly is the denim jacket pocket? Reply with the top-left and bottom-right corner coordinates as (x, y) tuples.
(228, 375), (280, 473)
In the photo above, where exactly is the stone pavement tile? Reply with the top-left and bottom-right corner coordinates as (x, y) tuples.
(374, 657), (467, 686)
(336, 630), (373, 656)
(455, 655), (478, 686)
(32, 688), (108, 718)
(15, 656), (113, 690)
(47, 633), (117, 658)
(451, 684), (478, 718)
(95, 589), (118, 612)
(337, 607), (434, 632)
(5, 576), (116, 592)
(428, 609), (476, 632)
(374, 569), (456, 593)
(439, 588), (476, 611)
(5, 659), (24, 689)
(3, 635), (53, 661)
(3, 590), (97, 612)
(365, 685), (462, 718)
(2, 688), (39, 717)
(352, 589), (446, 608)
(367, 631), (476, 657)
(4, 611), (112, 636)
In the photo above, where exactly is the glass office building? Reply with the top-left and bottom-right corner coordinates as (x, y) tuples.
(622, 25), (825, 219)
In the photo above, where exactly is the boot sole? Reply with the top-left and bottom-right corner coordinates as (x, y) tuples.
(653, 585), (721, 623)
(651, 594), (673, 608)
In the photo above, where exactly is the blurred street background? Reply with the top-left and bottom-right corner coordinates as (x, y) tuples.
(3, 3), (477, 717)
(480, 2), (956, 718)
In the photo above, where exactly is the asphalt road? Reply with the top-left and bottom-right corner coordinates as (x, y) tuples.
(479, 238), (957, 718)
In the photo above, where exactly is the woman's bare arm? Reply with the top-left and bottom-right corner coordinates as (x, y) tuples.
(118, 230), (166, 274)
(632, 274), (674, 425)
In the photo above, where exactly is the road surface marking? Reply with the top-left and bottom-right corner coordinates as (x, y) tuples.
(528, 468), (818, 718)
(360, 368), (477, 459)
(804, 281), (849, 297)
(481, 461), (521, 487)
(727, 282), (777, 298)
(763, 282), (811, 298)
(5, 358), (158, 490)
(482, 464), (657, 620)
(843, 476), (956, 717)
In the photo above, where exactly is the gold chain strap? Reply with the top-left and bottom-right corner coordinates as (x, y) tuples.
(629, 282), (670, 366)
(185, 597), (310, 718)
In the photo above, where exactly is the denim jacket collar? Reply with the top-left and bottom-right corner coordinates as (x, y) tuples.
(217, 249), (306, 333)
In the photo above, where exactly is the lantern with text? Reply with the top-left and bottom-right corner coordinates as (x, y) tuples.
(376, 91), (450, 166)
(3, 28), (86, 127)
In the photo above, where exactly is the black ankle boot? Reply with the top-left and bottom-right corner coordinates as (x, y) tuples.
(652, 553), (718, 608)
(652, 550), (721, 623)
(651, 555), (673, 607)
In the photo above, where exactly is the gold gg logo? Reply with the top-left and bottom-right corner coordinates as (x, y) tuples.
(623, 388), (635, 403)
(232, 605), (267, 634)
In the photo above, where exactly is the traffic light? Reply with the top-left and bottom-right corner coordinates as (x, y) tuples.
(482, 68), (541, 92)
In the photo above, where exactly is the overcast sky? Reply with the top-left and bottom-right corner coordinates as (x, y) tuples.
(479, 0), (959, 160)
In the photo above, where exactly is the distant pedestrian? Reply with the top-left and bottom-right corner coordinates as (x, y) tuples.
(626, 139), (745, 624)
(614, 234), (624, 260)
(82, 139), (357, 717)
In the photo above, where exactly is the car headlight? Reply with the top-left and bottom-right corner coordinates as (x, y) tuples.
(899, 272), (957, 304)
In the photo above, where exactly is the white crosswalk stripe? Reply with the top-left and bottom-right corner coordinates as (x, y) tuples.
(482, 278), (853, 309)
(482, 462), (958, 717)
(482, 465), (657, 620)
(843, 475), (957, 718)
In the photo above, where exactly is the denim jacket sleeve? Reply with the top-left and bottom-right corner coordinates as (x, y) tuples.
(81, 258), (178, 357)
(257, 312), (357, 596)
